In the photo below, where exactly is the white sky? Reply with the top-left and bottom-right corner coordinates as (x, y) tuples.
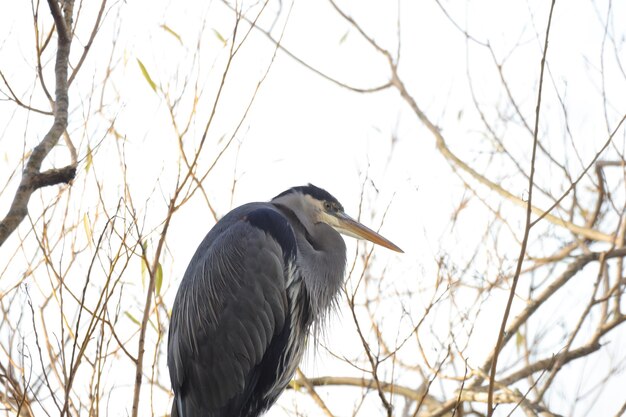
(1, 0), (626, 416)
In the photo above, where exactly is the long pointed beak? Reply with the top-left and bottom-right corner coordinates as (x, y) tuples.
(332, 212), (404, 253)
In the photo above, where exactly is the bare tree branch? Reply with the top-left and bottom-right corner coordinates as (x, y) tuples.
(0, 0), (77, 247)
(488, 2), (557, 413)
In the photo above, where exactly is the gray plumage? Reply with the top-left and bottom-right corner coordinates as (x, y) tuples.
(168, 184), (402, 417)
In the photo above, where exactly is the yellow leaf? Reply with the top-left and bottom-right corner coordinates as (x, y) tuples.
(140, 241), (149, 288)
(125, 312), (140, 326)
(160, 24), (182, 45)
(515, 330), (525, 352)
(85, 144), (93, 173)
(155, 262), (163, 296)
(212, 29), (227, 46)
(83, 214), (92, 247)
(137, 59), (157, 92)
(339, 30), (349, 44)
(141, 261), (148, 289)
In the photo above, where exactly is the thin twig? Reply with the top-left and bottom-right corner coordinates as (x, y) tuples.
(487, 3), (556, 414)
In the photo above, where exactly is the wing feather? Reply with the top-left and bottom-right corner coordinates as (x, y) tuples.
(167, 204), (296, 417)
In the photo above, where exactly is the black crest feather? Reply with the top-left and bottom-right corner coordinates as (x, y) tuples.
(272, 184), (342, 208)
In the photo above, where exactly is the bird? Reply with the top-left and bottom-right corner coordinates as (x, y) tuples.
(168, 184), (402, 417)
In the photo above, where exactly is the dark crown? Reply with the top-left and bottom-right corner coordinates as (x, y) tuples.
(272, 184), (342, 208)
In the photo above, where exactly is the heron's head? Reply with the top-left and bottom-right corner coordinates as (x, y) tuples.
(272, 184), (403, 253)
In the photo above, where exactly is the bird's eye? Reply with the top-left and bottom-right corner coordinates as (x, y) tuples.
(324, 201), (332, 211)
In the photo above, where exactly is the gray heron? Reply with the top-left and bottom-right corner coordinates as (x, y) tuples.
(168, 184), (402, 417)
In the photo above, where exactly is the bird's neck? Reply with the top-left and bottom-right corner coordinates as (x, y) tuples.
(297, 223), (347, 323)
(274, 203), (347, 322)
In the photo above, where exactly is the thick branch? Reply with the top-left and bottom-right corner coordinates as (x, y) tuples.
(0, 0), (76, 247)
(497, 341), (602, 387)
(31, 167), (77, 189)
(293, 369), (335, 417)
(478, 247), (626, 377)
(391, 72), (612, 243)
(458, 391), (563, 417)
(290, 376), (447, 414)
